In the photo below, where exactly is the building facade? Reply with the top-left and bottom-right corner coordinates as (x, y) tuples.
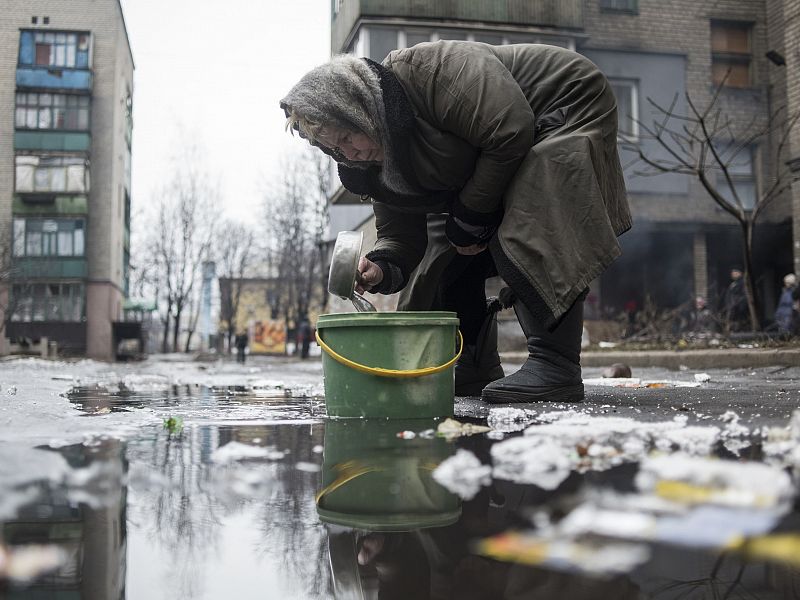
(328, 0), (797, 324)
(0, 0), (133, 359)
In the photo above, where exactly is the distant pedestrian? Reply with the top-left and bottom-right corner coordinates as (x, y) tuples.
(297, 317), (312, 359)
(686, 295), (716, 334)
(235, 331), (249, 364)
(774, 273), (797, 335)
(721, 267), (748, 332)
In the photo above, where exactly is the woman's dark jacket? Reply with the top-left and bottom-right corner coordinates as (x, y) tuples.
(340, 41), (631, 328)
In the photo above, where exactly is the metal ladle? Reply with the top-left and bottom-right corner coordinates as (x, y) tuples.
(328, 231), (377, 313)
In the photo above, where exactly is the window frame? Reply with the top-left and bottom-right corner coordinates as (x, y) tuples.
(15, 92), (90, 132)
(710, 20), (753, 89)
(18, 29), (91, 69)
(12, 217), (86, 258)
(609, 78), (640, 142)
(10, 281), (86, 323)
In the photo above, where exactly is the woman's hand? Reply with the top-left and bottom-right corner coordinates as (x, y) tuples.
(454, 243), (488, 256)
(355, 257), (383, 294)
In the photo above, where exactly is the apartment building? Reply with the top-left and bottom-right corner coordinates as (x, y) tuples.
(0, 0), (133, 359)
(328, 0), (796, 321)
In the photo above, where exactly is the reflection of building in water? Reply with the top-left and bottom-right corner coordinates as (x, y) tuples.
(1, 440), (126, 599)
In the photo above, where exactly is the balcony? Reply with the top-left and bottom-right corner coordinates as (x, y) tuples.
(16, 67), (92, 92)
(15, 131), (91, 153)
(333, 0), (583, 51)
(13, 196), (88, 216)
(13, 257), (88, 279)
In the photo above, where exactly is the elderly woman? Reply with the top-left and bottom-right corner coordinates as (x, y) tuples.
(281, 41), (631, 403)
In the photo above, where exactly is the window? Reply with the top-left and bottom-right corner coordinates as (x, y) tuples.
(609, 79), (639, 140)
(15, 155), (90, 193)
(10, 283), (85, 322)
(13, 218), (85, 257)
(711, 21), (752, 88)
(15, 92), (90, 131)
(600, 0), (638, 12)
(18, 30), (90, 69)
(714, 144), (756, 209)
(369, 27), (399, 61)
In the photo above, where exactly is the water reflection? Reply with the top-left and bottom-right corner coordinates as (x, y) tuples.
(3, 384), (800, 598)
(0, 439), (127, 600)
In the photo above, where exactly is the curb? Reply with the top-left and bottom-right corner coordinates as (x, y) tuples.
(500, 348), (800, 370)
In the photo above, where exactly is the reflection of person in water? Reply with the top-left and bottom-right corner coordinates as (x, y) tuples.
(332, 485), (644, 599)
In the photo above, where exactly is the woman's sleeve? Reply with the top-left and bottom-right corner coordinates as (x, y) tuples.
(364, 202), (428, 294)
(386, 44), (536, 223)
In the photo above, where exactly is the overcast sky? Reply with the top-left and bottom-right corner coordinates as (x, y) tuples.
(119, 0), (330, 222)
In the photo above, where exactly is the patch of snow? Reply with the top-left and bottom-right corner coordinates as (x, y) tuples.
(211, 442), (286, 463)
(432, 449), (492, 500)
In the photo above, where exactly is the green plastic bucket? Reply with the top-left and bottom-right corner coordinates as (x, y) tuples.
(316, 418), (461, 531)
(316, 312), (460, 418)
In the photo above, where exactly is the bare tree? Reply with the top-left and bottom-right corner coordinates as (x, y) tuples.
(145, 143), (220, 353)
(216, 220), (255, 353)
(623, 73), (800, 332)
(262, 149), (331, 334)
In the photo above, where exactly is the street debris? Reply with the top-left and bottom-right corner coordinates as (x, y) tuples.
(583, 377), (702, 388)
(436, 417), (491, 439)
(694, 372), (711, 382)
(162, 416), (183, 434)
(476, 532), (650, 576)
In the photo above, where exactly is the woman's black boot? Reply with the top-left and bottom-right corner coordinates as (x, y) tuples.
(454, 306), (505, 396)
(481, 298), (584, 403)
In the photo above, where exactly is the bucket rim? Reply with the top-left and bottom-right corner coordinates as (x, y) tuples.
(316, 506), (461, 531)
(317, 311), (459, 328)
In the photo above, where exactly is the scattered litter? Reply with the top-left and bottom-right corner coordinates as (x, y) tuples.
(558, 498), (781, 549)
(489, 412), (734, 488)
(694, 373), (711, 383)
(6, 386), (17, 396)
(584, 378), (701, 389)
(396, 430), (416, 439)
(417, 429), (436, 439)
(312, 445), (323, 454)
(476, 531), (650, 576)
(436, 417), (491, 439)
(162, 416), (183, 434)
(636, 454), (793, 509)
(487, 407), (534, 433)
(598, 341), (617, 348)
(432, 449), (491, 500)
(731, 534), (800, 567)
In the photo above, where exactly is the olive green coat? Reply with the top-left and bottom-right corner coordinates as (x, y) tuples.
(370, 41), (631, 327)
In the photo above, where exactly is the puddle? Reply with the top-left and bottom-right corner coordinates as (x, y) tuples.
(1, 384), (800, 598)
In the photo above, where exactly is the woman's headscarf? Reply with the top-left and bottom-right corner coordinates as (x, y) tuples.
(280, 55), (417, 195)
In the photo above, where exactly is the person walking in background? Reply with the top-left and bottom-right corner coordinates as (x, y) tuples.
(281, 41), (630, 403)
(686, 295), (716, 334)
(721, 267), (748, 332)
(774, 273), (797, 335)
(235, 331), (249, 364)
(297, 316), (312, 359)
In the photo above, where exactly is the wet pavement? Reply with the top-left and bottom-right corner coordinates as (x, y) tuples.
(1, 356), (799, 599)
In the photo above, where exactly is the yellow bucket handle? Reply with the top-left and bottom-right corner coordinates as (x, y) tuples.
(315, 329), (463, 379)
